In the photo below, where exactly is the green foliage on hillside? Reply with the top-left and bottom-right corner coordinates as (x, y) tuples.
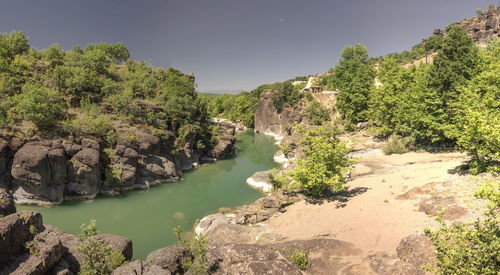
(204, 80), (303, 127)
(328, 44), (375, 124)
(0, 30), (212, 151)
(367, 27), (498, 171)
(446, 39), (500, 173)
(306, 101), (329, 126)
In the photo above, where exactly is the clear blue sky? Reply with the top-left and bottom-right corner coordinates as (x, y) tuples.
(0, 0), (492, 93)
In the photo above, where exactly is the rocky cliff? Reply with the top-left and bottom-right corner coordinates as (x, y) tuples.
(0, 123), (236, 206)
(254, 90), (308, 137)
(456, 4), (499, 45)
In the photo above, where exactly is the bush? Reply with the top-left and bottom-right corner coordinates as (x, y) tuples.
(78, 220), (125, 275)
(424, 182), (500, 275)
(172, 213), (209, 274)
(285, 249), (310, 270)
(292, 126), (352, 197)
(307, 101), (329, 126)
(382, 135), (412, 155)
(9, 83), (67, 129)
(63, 112), (115, 142)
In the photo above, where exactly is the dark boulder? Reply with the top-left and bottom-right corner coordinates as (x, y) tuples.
(11, 145), (66, 204)
(146, 244), (187, 274)
(66, 148), (100, 199)
(93, 234), (133, 261)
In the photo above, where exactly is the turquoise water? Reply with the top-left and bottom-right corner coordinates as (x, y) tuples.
(19, 131), (278, 259)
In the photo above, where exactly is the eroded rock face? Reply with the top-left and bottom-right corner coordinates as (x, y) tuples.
(456, 5), (499, 44)
(146, 244), (187, 274)
(254, 90), (306, 136)
(0, 211), (43, 262)
(112, 260), (170, 275)
(11, 144), (67, 204)
(66, 148), (100, 199)
(2, 226), (65, 275)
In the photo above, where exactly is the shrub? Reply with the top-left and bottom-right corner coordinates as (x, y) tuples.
(292, 126), (352, 197)
(382, 135), (412, 155)
(285, 249), (310, 270)
(307, 101), (330, 126)
(63, 113), (115, 142)
(424, 182), (500, 275)
(9, 83), (67, 129)
(172, 212), (209, 274)
(78, 220), (125, 275)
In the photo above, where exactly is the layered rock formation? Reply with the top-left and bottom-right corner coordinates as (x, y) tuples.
(456, 4), (499, 45)
(0, 123), (236, 205)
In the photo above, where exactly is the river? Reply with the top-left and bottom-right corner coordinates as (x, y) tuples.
(19, 131), (278, 259)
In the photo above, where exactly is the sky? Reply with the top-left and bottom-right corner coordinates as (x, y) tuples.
(0, 0), (492, 93)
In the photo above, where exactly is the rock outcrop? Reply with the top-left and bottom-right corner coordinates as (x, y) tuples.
(0, 121), (236, 205)
(146, 244), (187, 274)
(456, 5), (499, 45)
(254, 90), (307, 137)
(0, 210), (134, 275)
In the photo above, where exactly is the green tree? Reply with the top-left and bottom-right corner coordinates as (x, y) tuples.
(0, 31), (29, 64)
(330, 44), (375, 123)
(292, 126), (352, 197)
(9, 83), (68, 129)
(428, 26), (480, 118)
(446, 39), (500, 173)
(78, 220), (126, 275)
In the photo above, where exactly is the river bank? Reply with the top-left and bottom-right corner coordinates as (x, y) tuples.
(18, 131), (278, 259)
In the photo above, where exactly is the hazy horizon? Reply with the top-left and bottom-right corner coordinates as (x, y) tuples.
(0, 0), (492, 93)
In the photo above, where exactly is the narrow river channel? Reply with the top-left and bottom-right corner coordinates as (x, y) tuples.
(19, 131), (278, 259)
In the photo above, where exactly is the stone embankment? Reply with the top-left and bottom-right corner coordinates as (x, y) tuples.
(0, 122), (236, 206)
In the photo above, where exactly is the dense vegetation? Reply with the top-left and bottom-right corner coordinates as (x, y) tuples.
(327, 26), (498, 173)
(0, 31), (212, 152)
(204, 80), (303, 127)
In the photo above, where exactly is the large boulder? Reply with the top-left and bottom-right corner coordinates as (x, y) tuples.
(112, 260), (170, 275)
(0, 189), (16, 216)
(93, 234), (133, 261)
(146, 244), (187, 274)
(66, 148), (100, 199)
(11, 144), (66, 204)
(0, 211), (43, 262)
